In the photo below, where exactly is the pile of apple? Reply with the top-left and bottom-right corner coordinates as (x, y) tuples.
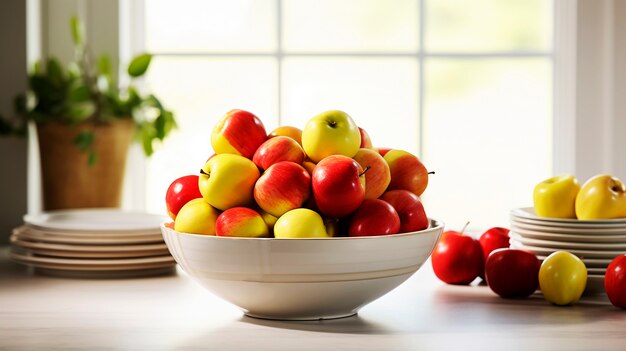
(165, 109), (432, 239)
(534, 174), (626, 220)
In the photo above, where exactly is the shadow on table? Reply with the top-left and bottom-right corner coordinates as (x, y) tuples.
(238, 313), (395, 335)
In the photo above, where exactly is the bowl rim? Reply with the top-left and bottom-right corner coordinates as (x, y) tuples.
(162, 218), (444, 241)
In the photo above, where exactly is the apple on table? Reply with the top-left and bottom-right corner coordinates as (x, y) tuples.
(485, 248), (540, 298)
(539, 251), (587, 306)
(431, 224), (484, 285)
(605, 255), (626, 309)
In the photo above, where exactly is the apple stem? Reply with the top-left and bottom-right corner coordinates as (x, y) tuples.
(359, 166), (371, 177)
(199, 169), (209, 176)
(428, 171), (435, 175)
(460, 221), (470, 235)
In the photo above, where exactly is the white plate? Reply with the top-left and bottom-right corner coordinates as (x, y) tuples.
(22, 224), (161, 237)
(535, 255), (612, 267)
(13, 227), (165, 245)
(511, 216), (626, 229)
(34, 266), (176, 278)
(511, 207), (626, 225)
(10, 241), (170, 259)
(510, 232), (626, 250)
(509, 225), (626, 243)
(510, 219), (626, 234)
(24, 209), (167, 232)
(586, 267), (606, 275)
(10, 250), (175, 267)
(10, 235), (167, 252)
(510, 240), (625, 259)
(585, 275), (605, 294)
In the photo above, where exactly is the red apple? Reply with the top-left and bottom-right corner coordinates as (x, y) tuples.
(165, 175), (203, 220)
(254, 161), (311, 217)
(359, 127), (374, 149)
(485, 248), (540, 298)
(380, 190), (428, 233)
(312, 155), (365, 218)
(479, 227), (510, 261)
(253, 136), (306, 170)
(216, 207), (269, 238)
(352, 148), (391, 199)
(211, 109), (267, 159)
(431, 228), (484, 285)
(377, 147), (392, 157)
(605, 255), (626, 309)
(384, 149), (430, 196)
(349, 199), (400, 236)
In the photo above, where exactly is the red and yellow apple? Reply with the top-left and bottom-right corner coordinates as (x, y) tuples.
(174, 198), (219, 235)
(312, 155), (365, 218)
(269, 126), (302, 146)
(384, 150), (429, 196)
(198, 154), (260, 211)
(165, 175), (203, 220)
(211, 109), (267, 159)
(252, 136), (305, 170)
(352, 148), (391, 199)
(273, 208), (330, 238)
(349, 199), (400, 237)
(302, 110), (361, 163)
(254, 161), (311, 217)
(358, 127), (374, 149)
(377, 147), (391, 157)
(380, 190), (428, 233)
(216, 207), (269, 238)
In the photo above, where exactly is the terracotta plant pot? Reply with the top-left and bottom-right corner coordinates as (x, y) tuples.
(36, 119), (135, 210)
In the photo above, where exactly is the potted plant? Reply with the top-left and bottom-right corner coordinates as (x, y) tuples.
(2, 16), (176, 210)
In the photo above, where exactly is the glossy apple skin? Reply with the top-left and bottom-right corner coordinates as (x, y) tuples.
(273, 208), (330, 238)
(377, 147), (391, 157)
(605, 255), (626, 309)
(539, 251), (587, 306)
(380, 190), (428, 233)
(211, 109), (267, 159)
(216, 207), (269, 238)
(431, 231), (484, 285)
(254, 161), (311, 218)
(479, 227), (510, 262)
(358, 127), (374, 149)
(533, 174), (580, 219)
(174, 198), (219, 235)
(302, 110), (361, 163)
(349, 199), (401, 237)
(198, 154), (260, 211)
(165, 175), (203, 220)
(575, 174), (626, 220)
(269, 126), (302, 146)
(252, 136), (305, 171)
(485, 249), (540, 298)
(384, 150), (429, 197)
(312, 155), (365, 218)
(353, 148), (391, 199)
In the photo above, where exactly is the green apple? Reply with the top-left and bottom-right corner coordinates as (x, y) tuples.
(302, 110), (361, 163)
(273, 208), (330, 238)
(174, 198), (219, 235)
(539, 251), (587, 305)
(575, 174), (626, 220)
(198, 154), (260, 211)
(533, 175), (580, 218)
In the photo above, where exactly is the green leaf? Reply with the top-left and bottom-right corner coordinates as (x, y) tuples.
(98, 55), (112, 76)
(87, 151), (97, 166)
(73, 130), (94, 151)
(70, 16), (84, 47)
(68, 83), (91, 102)
(127, 54), (152, 77)
(46, 58), (65, 87)
(67, 102), (95, 122)
(139, 123), (155, 156)
(32, 61), (43, 75)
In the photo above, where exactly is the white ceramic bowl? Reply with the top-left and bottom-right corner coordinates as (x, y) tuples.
(161, 219), (443, 320)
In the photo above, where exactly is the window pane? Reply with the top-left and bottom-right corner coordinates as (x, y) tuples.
(145, 0), (276, 53)
(423, 59), (552, 229)
(281, 58), (419, 153)
(283, 0), (419, 53)
(144, 57), (278, 213)
(426, 0), (553, 52)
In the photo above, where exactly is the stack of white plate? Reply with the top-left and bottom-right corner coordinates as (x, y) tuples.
(510, 207), (626, 294)
(9, 209), (175, 278)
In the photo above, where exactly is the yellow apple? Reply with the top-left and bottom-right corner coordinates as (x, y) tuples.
(301, 110), (361, 163)
(269, 126), (302, 146)
(575, 174), (626, 220)
(174, 198), (219, 235)
(198, 154), (260, 211)
(539, 251), (587, 305)
(533, 175), (580, 219)
(273, 208), (330, 238)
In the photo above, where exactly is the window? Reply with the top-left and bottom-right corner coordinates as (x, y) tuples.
(139, 0), (554, 230)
